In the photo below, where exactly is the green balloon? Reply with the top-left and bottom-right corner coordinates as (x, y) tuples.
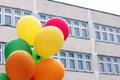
(4, 38), (32, 60)
(32, 49), (51, 63)
(0, 73), (9, 80)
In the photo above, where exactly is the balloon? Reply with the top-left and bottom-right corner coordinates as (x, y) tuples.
(44, 17), (69, 41)
(4, 38), (32, 60)
(6, 50), (35, 80)
(34, 26), (64, 56)
(32, 58), (65, 80)
(0, 73), (9, 80)
(32, 49), (51, 63)
(16, 16), (42, 46)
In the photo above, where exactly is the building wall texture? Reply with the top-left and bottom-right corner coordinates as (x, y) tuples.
(0, 0), (120, 80)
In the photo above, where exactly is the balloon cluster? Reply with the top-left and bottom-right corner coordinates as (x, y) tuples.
(0, 16), (69, 80)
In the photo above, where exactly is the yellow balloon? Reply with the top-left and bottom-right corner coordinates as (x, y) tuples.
(34, 26), (64, 56)
(16, 16), (42, 46)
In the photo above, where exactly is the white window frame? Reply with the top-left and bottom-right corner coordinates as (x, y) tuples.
(4, 8), (13, 26)
(76, 53), (84, 71)
(0, 7), (2, 25)
(68, 51), (76, 70)
(59, 51), (68, 70)
(39, 14), (48, 25)
(94, 24), (101, 40)
(23, 11), (31, 16)
(80, 22), (89, 38)
(65, 19), (73, 36)
(105, 57), (113, 74)
(73, 20), (81, 37)
(101, 26), (108, 41)
(112, 58), (120, 74)
(115, 29), (120, 44)
(84, 54), (92, 72)
(108, 27), (115, 43)
(13, 9), (22, 26)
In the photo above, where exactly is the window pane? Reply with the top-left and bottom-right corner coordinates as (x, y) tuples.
(95, 25), (100, 30)
(74, 27), (80, 36)
(61, 58), (67, 68)
(74, 21), (79, 26)
(102, 32), (107, 40)
(0, 14), (1, 24)
(78, 60), (83, 70)
(69, 26), (72, 35)
(113, 58), (118, 62)
(116, 35), (120, 43)
(69, 59), (75, 69)
(5, 9), (11, 13)
(86, 61), (91, 71)
(114, 64), (119, 74)
(0, 51), (1, 63)
(69, 53), (74, 58)
(95, 31), (101, 40)
(5, 15), (11, 26)
(24, 12), (31, 15)
(98, 56), (104, 61)
(15, 10), (21, 15)
(85, 55), (91, 60)
(60, 52), (66, 57)
(109, 34), (114, 42)
(99, 63), (105, 72)
(82, 29), (87, 37)
(40, 15), (46, 20)
(106, 57), (111, 62)
(41, 21), (45, 25)
(77, 54), (82, 59)
(81, 22), (87, 27)
(107, 63), (112, 73)
(15, 17), (20, 26)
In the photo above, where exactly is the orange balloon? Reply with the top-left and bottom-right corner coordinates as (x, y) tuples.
(5, 50), (35, 80)
(32, 58), (65, 80)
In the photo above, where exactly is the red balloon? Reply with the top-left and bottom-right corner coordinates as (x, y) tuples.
(44, 17), (69, 41)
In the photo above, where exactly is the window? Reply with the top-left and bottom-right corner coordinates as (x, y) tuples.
(115, 29), (120, 44)
(108, 28), (114, 42)
(0, 6), (32, 27)
(4, 8), (12, 26)
(85, 54), (92, 71)
(39, 13), (89, 39)
(0, 43), (2, 63)
(94, 24), (120, 44)
(98, 55), (120, 74)
(59, 51), (67, 69)
(101, 26), (107, 41)
(81, 22), (88, 38)
(95, 25), (101, 40)
(39, 14), (47, 25)
(73, 21), (80, 37)
(68, 52), (76, 70)
(0, 7), (1, 24)
(65, 19), (72, 36)
(77, 53), (84, 71)
(14, 10), (22, 26)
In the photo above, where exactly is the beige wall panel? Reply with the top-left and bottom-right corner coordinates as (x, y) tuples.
(0, 26), (17, 42)
(91, 10), (120, 27)
(36, 0), (89, 21)
(63, 71), (96, 80)
(95, 41), (120, 57)
(62, 37), (93, 53)
(0, 0), (34, 11)
(99, 74), (120, 80)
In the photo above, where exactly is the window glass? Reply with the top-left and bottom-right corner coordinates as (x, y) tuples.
(69, 52), (74, 58)
(99, 63), (105, 72)
(106, 63), (112, 73)
(24, 12), (31, 15)
(86, 61), (91, 71)
(77, 54), (82, 59)
(15, 10), (21, 15)
(5, 15), (11, 26)
(82, 29), (87, 38)
(109, 34), (114, 42)
(85, 55), (91, 60)
(60, 52), (66, 57)
(114, 64), (119, 73)
(5, 9), (11, 13)
(69, 59), (75, 69)
(102, 32), (107, 40)
(61, 58), (67, 68)
(77, 60), (83, 70)
(74, 27), (80, 36)
(95, 31), (101, 40)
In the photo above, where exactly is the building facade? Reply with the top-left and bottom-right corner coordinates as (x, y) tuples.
(0, 0), (120, 80)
